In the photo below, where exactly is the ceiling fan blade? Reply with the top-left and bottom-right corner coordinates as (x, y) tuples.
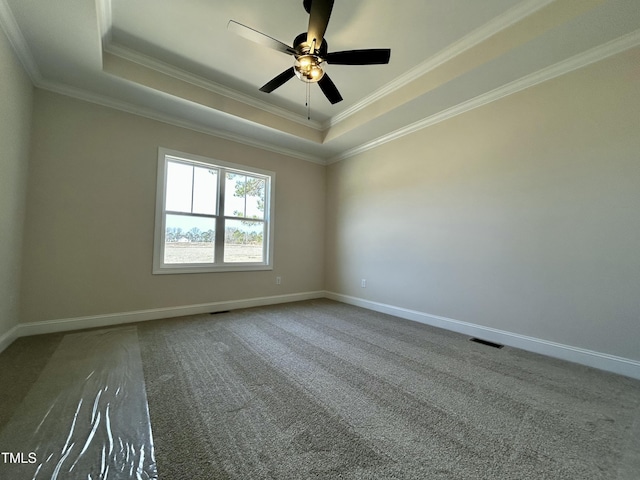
(228, 20), (296, 55)
(307, 0), (334, 53)
(326, 49), (391, 65)
(259, 68), (296, 93)
(317, 74), (343, 104)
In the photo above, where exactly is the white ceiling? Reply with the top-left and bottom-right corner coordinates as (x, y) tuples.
(1, 0), (639, 163)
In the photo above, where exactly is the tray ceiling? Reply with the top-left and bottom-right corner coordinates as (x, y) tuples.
(1, 0), (639, 163)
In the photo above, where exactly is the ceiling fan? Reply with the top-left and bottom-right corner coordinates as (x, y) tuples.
(228, 0), (391, 105)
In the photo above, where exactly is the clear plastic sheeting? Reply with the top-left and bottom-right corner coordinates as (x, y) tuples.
(0, 327), (158, 479)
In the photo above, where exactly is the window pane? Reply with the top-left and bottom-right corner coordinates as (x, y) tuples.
(224, 219), (264, 263)
(225, 173), (245, 217)
(164, 214), (215, 264)
(165, 162), (193, 213)
(224, 173), (265, 220)
(246, 177), (266, 220)
(193, 166), (217, 215)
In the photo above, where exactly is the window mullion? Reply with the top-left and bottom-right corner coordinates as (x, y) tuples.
(214, 169), (226, 264)
(190, 166), (195, 213)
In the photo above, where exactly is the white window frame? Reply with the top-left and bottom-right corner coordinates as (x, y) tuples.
(153, 148), (275, 274)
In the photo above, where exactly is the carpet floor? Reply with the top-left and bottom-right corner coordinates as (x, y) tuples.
(1, 299), (639, 479)
(137, 299), (639, 479)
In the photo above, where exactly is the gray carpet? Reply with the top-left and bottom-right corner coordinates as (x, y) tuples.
(137, 299), (640, 479)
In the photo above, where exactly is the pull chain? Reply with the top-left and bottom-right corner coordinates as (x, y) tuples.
(306, 81), (311, 120)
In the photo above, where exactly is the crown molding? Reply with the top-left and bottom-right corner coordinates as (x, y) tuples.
(96, 0), (112, 44)
(328, 29), (640, 164)
(5, 0), (637, 168)
(104, 43), (325, 131)
(0, 0), (42, 83)
(324, 0), (556, 129)
(37, 79), (327, 165)
(1, 0), (326, 165)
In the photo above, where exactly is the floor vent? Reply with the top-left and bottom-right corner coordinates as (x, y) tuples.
(210, 310), (231, 315)
(470, 338), (504, 349)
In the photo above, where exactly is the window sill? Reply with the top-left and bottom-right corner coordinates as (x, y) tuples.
(152, 264), (273, 274)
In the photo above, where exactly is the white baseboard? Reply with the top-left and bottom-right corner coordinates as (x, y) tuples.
(325, 291), (640, 381)
(5, 290), (639, 381)
(0, 324), (20, 354)
(13, 291), (325, 342)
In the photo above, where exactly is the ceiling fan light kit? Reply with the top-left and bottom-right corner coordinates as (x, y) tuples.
(228, 0), (391, 109)
(294, 55), (325, 83)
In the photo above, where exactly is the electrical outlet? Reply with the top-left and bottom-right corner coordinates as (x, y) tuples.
(276, 276), (282, 285)
(361, 279), (366, 288)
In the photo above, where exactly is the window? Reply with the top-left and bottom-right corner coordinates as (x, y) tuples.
(153, 148), (275, 273)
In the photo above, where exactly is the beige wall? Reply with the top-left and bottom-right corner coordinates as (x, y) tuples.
(6, 34), (639, 368)
(326, 48), (640, 361)
(0, 28), (33, 339)
(20, 90), (325, 323)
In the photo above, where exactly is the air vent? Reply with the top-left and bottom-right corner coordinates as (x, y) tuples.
(470, 338), (504, 349)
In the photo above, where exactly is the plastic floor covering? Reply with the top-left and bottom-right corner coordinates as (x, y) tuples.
(0, 327), (157, 479)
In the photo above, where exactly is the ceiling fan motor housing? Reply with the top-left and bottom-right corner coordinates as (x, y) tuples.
(293, 32), (327, 56)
